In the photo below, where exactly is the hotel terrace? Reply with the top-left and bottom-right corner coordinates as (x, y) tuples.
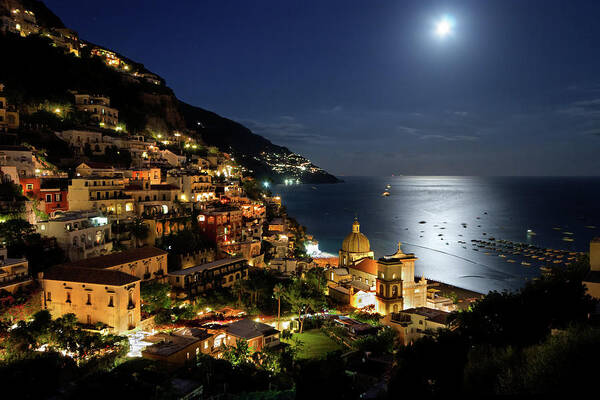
(168, 257), (249, 298)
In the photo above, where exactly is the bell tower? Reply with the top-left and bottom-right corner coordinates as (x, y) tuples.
(376, 242), (423, 315)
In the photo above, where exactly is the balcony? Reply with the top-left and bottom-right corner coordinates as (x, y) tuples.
(0, 273), (32, 289)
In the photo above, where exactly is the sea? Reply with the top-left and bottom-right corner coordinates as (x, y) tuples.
(274, 176), (600, 294)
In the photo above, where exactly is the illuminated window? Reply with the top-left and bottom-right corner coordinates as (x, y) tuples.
(198, 215), (205, 222)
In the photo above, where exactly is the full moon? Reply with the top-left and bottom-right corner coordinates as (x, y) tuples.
(435, 17), (453, 38)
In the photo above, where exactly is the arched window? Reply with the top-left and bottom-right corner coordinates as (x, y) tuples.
(392, 285), (398, 298)
(379, 284), (385, 297)
(393, 304), (398, 313)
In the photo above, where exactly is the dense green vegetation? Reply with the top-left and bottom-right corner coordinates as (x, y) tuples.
(388, 257), (598, 397)
(0, 218), (65, 274)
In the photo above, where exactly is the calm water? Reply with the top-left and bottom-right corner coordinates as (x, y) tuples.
(275, 176), (600, 294)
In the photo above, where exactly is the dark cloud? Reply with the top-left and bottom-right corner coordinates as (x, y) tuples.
(241, 117), (334, 145)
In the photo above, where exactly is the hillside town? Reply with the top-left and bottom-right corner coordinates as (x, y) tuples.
(1, 2), (599, 399)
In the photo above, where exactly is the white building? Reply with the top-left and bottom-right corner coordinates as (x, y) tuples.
(36, 212), (113, 262)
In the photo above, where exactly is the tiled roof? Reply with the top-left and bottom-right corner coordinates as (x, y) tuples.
(43, 265), (139, 286)
(142, 333), (200, 356)
(168, 257), (246, 276)
(61, 246), (167, 270)
(351, 258), (377, 276)
(584, 270), (600, 284)
(403, 307), (450, 325)
(226, 318), (279, 339)
(80, 161), (113, 169)
(40, 178), (69, 190)
(0, 145), (30, 151)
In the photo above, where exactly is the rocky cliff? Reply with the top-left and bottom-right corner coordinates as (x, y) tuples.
(0, 0), (339, 183)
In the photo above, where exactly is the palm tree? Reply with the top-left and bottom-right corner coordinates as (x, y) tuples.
(273, 283), (284, 330)
(130, 217), (149, 248)
(232, 280), (245, 307)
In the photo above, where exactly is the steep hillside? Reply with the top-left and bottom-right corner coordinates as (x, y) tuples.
(0, 1), (339, 183)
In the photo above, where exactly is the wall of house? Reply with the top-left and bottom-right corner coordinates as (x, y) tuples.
(42, 279), (141, 333)
(106, 255), (166, 281)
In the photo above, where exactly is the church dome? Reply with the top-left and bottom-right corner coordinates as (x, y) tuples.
(341, 219), (371, 253)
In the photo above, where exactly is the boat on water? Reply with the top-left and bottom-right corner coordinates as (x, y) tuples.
(585, 225), (596, 229)
(499, 254), (506, 258)
(521, 262), (531, 266)
(562, 237), (574, 242)
(563, 231), (574, 235)
(382, 191), (390, 197)
(527, 229), (536, 235)
(386, 184), (391, 189)
(507, 259), (516, 263)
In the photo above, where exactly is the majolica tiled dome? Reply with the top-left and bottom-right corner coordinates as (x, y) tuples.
(341, 219), (371, 253)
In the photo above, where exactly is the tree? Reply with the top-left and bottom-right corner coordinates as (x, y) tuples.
(282, 279), (324, 333)
(232, 280), (245, 307)
(140, 282), (172, 315)
(273, 283), (284, 331)
(0, 219), (35, 249)
(129, 218), (149, 248)
(222, 339), (252, 366)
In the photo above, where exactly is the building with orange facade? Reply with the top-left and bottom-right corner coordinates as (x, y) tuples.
(41, 265), (141, 333)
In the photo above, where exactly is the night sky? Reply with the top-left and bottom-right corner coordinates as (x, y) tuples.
(45, 0), (600, 176)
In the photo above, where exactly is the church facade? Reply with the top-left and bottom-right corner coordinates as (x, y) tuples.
(337, 219), (427, 315)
